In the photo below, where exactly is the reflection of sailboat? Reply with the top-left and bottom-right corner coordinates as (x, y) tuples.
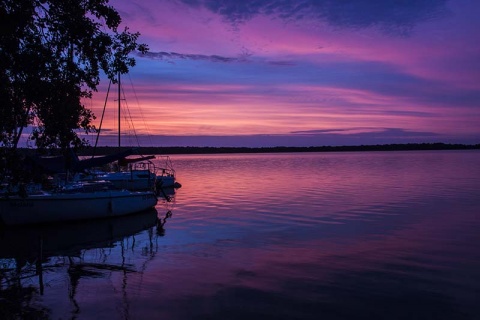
(84, 72), (180, 191)
(0, 207), (159, 260)
(0, 206), (172, 319)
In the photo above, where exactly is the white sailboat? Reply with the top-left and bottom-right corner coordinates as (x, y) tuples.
(0, 180), (157, 226)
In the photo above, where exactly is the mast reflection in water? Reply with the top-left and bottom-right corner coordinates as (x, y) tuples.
(0, 192), (174, 319)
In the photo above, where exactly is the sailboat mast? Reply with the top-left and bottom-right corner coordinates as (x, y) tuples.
(118, 71), (121, 149)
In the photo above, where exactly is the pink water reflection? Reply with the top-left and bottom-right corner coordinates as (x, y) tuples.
(3, 151), (480, 319)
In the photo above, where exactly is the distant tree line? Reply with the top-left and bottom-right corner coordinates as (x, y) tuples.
(65, 143), (480, 156)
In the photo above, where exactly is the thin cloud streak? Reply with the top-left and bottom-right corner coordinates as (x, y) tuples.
(139, 50), (251, 63)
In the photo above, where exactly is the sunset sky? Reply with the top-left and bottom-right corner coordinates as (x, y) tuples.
(87, 0), (480, 147)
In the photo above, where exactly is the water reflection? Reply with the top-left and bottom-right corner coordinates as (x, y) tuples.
(2, 152), (479, 319)
(149, 151), (480, 319)
(0, 198), (174, 319)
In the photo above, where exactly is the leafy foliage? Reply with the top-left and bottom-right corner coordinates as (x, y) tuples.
(0, 0), (148, 183)
(0, 0), (148, 152)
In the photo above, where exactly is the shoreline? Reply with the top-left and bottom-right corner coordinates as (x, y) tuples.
(15, 143), (480, 157)
(71, 143), (480, 156)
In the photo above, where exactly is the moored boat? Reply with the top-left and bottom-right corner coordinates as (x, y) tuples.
(80, 156), (181, 191)
(0, 181), (157, 226)
(81, 160), (157, 191)
(85, 72), (181, 191)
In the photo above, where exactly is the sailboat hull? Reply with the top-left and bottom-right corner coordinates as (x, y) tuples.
(0, 190), (157, 226)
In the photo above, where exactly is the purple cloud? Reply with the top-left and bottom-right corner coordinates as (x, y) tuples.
(179, 0), (449, 35)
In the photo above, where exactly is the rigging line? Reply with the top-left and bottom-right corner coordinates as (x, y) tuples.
(127, 73), (154, 147)
(120, 83), (142, 151)
(122, 104), (137, 147)
(120, 85), (135, 143)
(122, 78), (142, 148)
(121, 95), (136, 142)
(92, 79), (112, 159)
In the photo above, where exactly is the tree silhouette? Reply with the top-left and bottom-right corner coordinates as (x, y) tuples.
(0, 0), (147, 181)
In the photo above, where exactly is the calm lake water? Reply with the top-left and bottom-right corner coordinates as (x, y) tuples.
(1, 151), (480, 319)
